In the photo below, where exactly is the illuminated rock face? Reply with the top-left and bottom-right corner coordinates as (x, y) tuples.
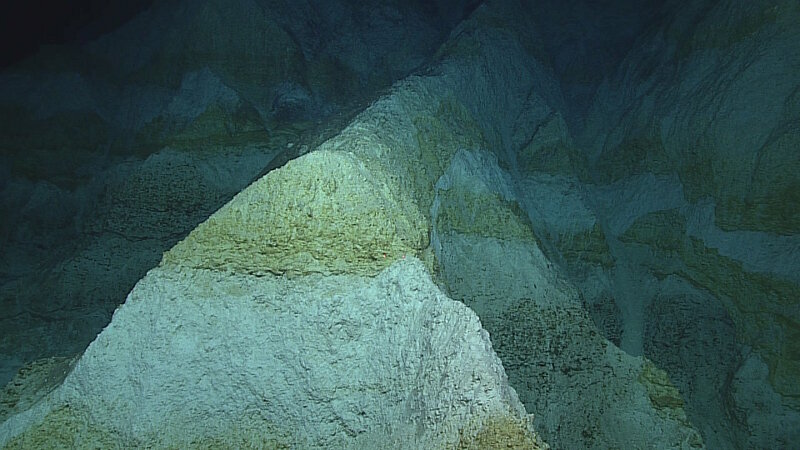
(0, 2), (543, 447)
(0, 0), (467, 391)
(2, 0), (798, 448)
(0, 0), (701, 447)
(1, 258), (541, 449)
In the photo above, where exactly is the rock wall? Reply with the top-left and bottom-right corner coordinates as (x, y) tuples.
(0, 0), (469, 388)
(584, 0), (800, 236)
(433, 150), (703, 449)
(6, 0), (796, 448)
(0, 0), (707, 448)
(523, 0), (800, 447)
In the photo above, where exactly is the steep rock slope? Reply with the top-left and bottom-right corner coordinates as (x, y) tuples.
(526, 0), (663, 125)
(433, 150), (702, 449)
(1, 258), (541, 448)
(1, 1), (704, 448)
(0, 4), (547, 447)
(525, 0), (800, 448)
(0, 0), (469, 387)
(584, 0), (800, 236)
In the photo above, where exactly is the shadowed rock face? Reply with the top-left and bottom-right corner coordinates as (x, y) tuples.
(605, 1), (798, 446)
(0, 0), (155, 68)
(1, 0), (798, 448)
(529, 0), (800, 447)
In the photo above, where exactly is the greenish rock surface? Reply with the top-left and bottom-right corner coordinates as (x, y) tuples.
(412, 97), (487, 208)
(639, 360), (686, 410)
(3, 405), (121, 450)
(555, 223), (615, 270)
(0, 358), (77, 424)
(620, 209), (800, 400)
(436, 189), (536, 243)
(163, 150), (428, 276)
(516, 113), (590, 181)
(570, 3), (800, 443)
(583, 0), (800, 235)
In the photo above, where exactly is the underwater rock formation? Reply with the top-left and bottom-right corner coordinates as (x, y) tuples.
(2, 0), (798, 448)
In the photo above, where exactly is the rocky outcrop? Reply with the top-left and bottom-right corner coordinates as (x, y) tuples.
(584, 0), (800, 236)
(0, 0), (468, 387)
(522, 0), (800, 447)
(7, 0), (796, 448)
(1, 2), (541, 447)
(432, 150), (703, 449)
(1, 0), (709, 448)
(1, 258), (542, 448)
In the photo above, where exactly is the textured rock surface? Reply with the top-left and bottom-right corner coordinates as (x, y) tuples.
(433, 149), (704, 448)
(0, 357), (77, 424)
(583, 0), (800, 235)
(642, 279), (741, 449)
(620, 209), (800, 399)
(0, 258), (541, 449)
(0, 0), (468, 388)
(0, 146), (275, 387)
(519, 0), (800, 446)
(0, 3), (547, 447)
(4, 0), (797, 448)
(3, 0), (717, 448)
(163, 150), (428, 277)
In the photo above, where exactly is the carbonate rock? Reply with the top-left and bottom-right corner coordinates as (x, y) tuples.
(0, 258), (542, 448)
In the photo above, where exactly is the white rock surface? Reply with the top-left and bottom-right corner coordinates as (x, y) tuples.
(0, 258), (535, 448)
